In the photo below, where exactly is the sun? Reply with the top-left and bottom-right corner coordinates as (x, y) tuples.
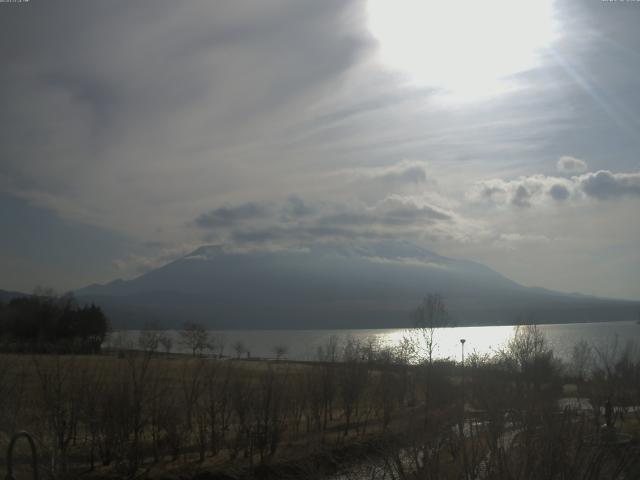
(367, 0), (557, 102)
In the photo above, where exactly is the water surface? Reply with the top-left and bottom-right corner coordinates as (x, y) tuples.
(107, 320), (640, 363)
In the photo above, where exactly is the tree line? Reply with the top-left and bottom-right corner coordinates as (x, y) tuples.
(0, 291), (109, 353)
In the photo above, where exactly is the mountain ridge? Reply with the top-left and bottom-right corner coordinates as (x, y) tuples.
(71, 243), (640, 329)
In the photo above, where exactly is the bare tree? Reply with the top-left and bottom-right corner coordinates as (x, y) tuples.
(159, 333), (173, 355)
(0, 355), (25, 439)
(340, 338), (369, 436)
(233, 340), (246, 359)
(374, 359), (400, 430)
(272, 344), (288, 361)
(570, 339), (593, 403)
(147, 370), (171, 463)
(137, 322), (162, 355)
(203, 362), (234, 456)
(501, 323), (551, 370)
(208, 333), (226, 358)
(32, 355), (81, 474)
(412, 294), (451, 429)
(570, 339), (592, 382)
(180, 321), (209, 357)
(180, 358), (206, 461)
(413, 293), (450, 364)
(317, 335), (340, 363)
(126, 352), (153, 471)
(252, 366), (290, 463)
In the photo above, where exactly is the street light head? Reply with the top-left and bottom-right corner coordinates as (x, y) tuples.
(460, 339), (466, 344)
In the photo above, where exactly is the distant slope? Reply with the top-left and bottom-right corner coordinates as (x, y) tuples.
(74, 243), (640, 329)
(0, 289), (29, 303)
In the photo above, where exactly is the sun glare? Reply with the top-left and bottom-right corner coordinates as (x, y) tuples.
(367, 0), (557, 102)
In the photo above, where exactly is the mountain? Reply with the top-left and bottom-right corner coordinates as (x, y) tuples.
(0, 289), (30, 303)
(74, 243), (640, 329)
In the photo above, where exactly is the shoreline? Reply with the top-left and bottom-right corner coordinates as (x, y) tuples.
(109, 318), (639, 332)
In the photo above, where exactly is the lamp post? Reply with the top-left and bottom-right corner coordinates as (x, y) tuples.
(459, 339), (468, 476)
(460, 338), (466, 408)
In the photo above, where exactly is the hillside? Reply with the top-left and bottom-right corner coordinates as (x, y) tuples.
(74, 244), (640, 329)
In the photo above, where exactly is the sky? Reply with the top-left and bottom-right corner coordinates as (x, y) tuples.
(1, 0), (640, 300)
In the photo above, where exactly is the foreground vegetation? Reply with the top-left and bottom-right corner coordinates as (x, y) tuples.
(0, 324), (639, 479)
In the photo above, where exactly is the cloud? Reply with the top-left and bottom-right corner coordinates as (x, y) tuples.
(193, 194), (463, 250)
(371, 161), (428, 185)
(0, 1), (369, 241)
(578, 170), (640, 200)
(471, 167), (640, 207)
(495, 233), (551, 251)
(3, 1), (640, 300)
(511, 185), (532, 208)
(280, 195), (317, 220)
(336, 161), (431, 198)
(195, 203), (268, 229)
(231, 224), (371, 246)
(113, 243), (201, 274)
(471, 175), (575, 208)
(557, 155), (587, 173)
(375, 195), (452, 222)
(549, 183), (570, 201)
(498, 233), (550, 244)
(477, 184), (508, 203)
(315, 196), (453, 231)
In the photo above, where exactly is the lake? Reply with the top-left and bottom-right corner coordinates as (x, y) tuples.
(107, 320), (640, 363)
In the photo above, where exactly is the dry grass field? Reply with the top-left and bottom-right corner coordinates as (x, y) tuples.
(0, 327), (639, 479)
